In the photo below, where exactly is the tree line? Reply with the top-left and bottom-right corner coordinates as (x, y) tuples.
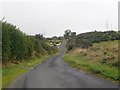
(2, 21), (58, 64)
(64, 29), (120, 51)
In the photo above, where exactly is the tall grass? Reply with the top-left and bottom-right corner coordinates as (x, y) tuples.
(64, 40), (119, 81)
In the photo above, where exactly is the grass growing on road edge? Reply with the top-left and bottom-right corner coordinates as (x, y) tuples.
(2, 55), (50, 88)
(0, 68), (2, 89)
(64, 50), (119, 82)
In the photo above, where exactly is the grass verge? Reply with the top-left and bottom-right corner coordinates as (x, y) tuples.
(1, 55), (50, 88)
(0, 68), (2, 89)
(64, 52), (119, 82)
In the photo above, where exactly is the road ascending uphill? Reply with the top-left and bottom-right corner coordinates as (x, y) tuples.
(9, 40), (118, 88)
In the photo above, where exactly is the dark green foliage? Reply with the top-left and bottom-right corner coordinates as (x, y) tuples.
(0, 22), (2, 61)
(64, 29), (71, 39)
(67, 43), (74, 51)
(66, 30), (120, 51)
(2, 21), (57, 63)
(77, 31), (120, 43)
(2, 22), (12, 62)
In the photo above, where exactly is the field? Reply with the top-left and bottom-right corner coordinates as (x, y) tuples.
(1, 55), (50, 88)
(64, 40), (119, 81)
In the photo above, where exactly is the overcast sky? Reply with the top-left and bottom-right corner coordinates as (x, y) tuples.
(0, 0), (119, 37)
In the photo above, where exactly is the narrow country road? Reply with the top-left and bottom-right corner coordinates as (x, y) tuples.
(9, 41), (118, 88)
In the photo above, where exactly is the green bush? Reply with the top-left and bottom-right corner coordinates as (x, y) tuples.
(2, 21), (58, 63)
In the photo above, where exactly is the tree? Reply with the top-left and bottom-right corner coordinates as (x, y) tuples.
(35, 34), (44, 40)
(71, 32), (76, 38)
(2, 21), (58, 63)
(64, 29), (71, 39)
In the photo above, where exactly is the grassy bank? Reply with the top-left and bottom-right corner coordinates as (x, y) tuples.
(0, 68), (2, 89)
(2, 55), (50, 88)
(64, 40), (119, 81)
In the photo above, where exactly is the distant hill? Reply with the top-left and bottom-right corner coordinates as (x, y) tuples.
(66, 30), (120, 51)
